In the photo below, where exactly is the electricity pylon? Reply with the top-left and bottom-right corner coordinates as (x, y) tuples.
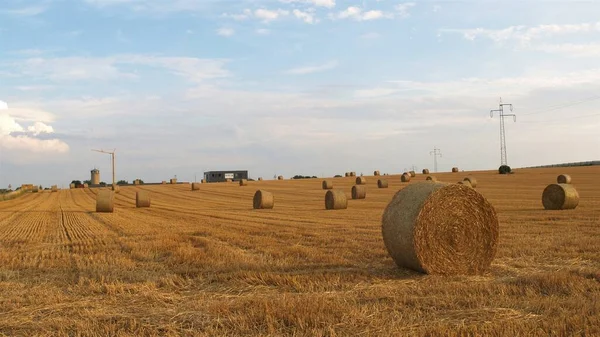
(430, 147), (442, 173)
(490, 98), (516, 166)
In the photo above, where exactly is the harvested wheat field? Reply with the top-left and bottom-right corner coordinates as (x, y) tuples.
(0, 167), (599, 336)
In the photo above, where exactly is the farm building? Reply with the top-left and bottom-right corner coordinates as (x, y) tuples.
(204, 170), (248, 183)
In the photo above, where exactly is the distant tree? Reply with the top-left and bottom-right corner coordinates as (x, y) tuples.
(334, 175), (342, 178)
(83, 180), (92, 185)
(71, 180), (82, 188)
(117, 180), (128, 185)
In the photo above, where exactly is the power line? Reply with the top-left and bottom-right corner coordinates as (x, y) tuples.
(490, 97), (516, 167)
(430, 147), (442, 173)
(521, 94), (600, 116)
(519, 113), (600, 124)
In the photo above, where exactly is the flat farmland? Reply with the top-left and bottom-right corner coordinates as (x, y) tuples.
(0, 167), (599, 336)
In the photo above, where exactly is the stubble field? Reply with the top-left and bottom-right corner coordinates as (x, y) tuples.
(0, 166), (599, 336)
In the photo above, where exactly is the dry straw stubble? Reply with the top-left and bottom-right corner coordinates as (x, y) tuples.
(322, 180), (333, 190)
(253, 190), (274, 209)
(351, 185), (366, 199)
(542, 184), (580, 210)
(325, 190), (347, 210)
(96, 190), (115, 213)
(378, 179), (388, 188)
(381, 182), (499, 275)
(557, 174), (572, 184)
(136, 191), (151, 208)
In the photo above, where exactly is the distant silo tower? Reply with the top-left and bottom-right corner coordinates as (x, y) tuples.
(91, 169), (100, 185)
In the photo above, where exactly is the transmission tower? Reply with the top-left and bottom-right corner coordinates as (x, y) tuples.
(490, 98), (516, 166)
(430, 147), (442, 173)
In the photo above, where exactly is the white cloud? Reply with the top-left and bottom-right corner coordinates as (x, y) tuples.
(254, 8), (290, 22)
(0, 100), (7, 110)
(285, 60), (338, 75)
(359, 32), (381, 39)
(279, 0), (335, 8)
(3, 6), (47, 16)
(532, 43), (600, 57)
(293, 9), (317, 24)
(27, 122), (54, 135)
(256, 28), (271, 35)
(332, 6), (392, 21)
(0, 109), (68, 154)
(395, 2), (416, 18)
(217, 28), (235, 37)
(441, 21), (600, 44)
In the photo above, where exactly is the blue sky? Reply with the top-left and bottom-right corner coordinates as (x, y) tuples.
(1, 0), (600, 187)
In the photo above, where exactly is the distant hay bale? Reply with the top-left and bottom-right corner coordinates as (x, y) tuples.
(345, 172), (350, 177)
(253, 190), (274, 209)
(83, 183), (89, 188)
(258, 177), (263, 181)
(426, 176), (437, 182)
(378, 179), (389, 188)
(542, 184), (579, 210)
(325, 190), (347, 210)
(112, 185), (120, 194)
(374, 170), (380, 176)
(452, 167), (459, 173)
(350, 172), (356, 177)
(381, 182), (499, 275)
(351, 185), (366, 199)
(192, 183), (200, 191)
(356, 176), (367, 185)
(457, 180), (473, 188)
(401, 174), (411, 183)
(277, 176), (284, 180)
(96, 190), (114, 213)
(201, 179), (206, 183)
(322, 180), (333, 190)
(133, 179), (140, 185)
(162, 181), (167, 184)
(239, 179), (248, 186)
(409, 171), (416, 177)
(463, 176), (478, 188)
(557, 174), (572, 184)
(136, 191), (151, 208)
(70, 183), (75, 189)
(51, 185), (58, 192)
(170, 178), (177, 184)
(32, 187), (39, 193)
(422, 169), (430, 175)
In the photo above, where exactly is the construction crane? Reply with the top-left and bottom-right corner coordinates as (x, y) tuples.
(92, 148), (116, 190)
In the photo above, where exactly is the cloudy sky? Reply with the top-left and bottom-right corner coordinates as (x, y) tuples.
(1, 0), (599, 187)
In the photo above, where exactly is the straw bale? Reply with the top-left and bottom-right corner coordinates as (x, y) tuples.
(374, 171), (380, 176)
(557, 174), (572, 184)
(96, 190), (114, 213)
(325, 190), (347, 210)
(322, 180), (333, 190)
(542, 184), (579, 210)
(253, 190), (274, 209)
(278, 176), (284, 180)
(239, 179), (248, 186)
(452, 167), (459, 173)
(378, 179), (388, 188)
(136, 191), (151, 208)
(409, 171), (416, 177)
(426, 176), (437, 182)
(192, 183), (200, 191)
(356, 176), (367, 185)
(381, 182), (499, 275)
(463, 176), (477, 188)
(422, 169), (430, 175)
(351, 185), (366, 199)
(401, 174), (411, 182)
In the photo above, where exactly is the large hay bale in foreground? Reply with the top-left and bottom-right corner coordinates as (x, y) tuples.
(96, 190), (114, 213)
(378, 179), (388, 188)
(542, 184), (579, 210)
(325, 190), (347, 210)
(136, 191), (151, 208)
(374, 170), (380, 176)
(277, 176), (284, 180)
(239, 179), (248, 186)
(409, 171), (416, 177)
(351, 185), (366, 199)
(401, 174), (411, 182)
(356, 176), (367, 185)
(452, 167), (459, 173)
(192, 183), (200, 191)
(381, 182), (499, 275)
(422, 169), (430, 175)
(253, 190), (274, 209)
(426, 176), (437, 182)
(557, 174), (572, 184)
(322, 180), (333, 190)
(463, 176), (477, 188)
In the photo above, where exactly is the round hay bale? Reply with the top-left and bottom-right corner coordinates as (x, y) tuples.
(345, 172), (350, 177)
(51, 185), (58, 192)
(557, 174), (572, 184)
(452, 167), (459, 173)
(83, 183), (89, 188)
(192, 183), (200, 191)
(351, 185), (366, 199)
(162, 181), (167, 184)
(381, 182), (499, 275)
(201, 179), (206, 183)
(426, 176), (437, 182)
(112, 185), (120, 193)
(378, 179), (388, 188)
(350, 172), (356, 177)
(401, 174), (411, 182)
(258, 177), (263, 181)
(422, 169), (430, 175)
(96, 190), (115, 213)
(170, 178), (177, 184)
(356, 176), (367, 185)
(253, 190), (274, 209)
(322, 180), (333, 190)
(239, 179), (248, 186)
(226, 179), (232, 183)
(542, 184), (579, 210)
(277, 176), (284, 180)
(374, 170), (380, 176)
(457, 180), (472, 188)
(325, 190), (347, 210)
(409, 171), (416, 178)
(70, 183), (75, 189)
(136, 191), (151, 208)
(498, 165), (511, 174)
(463, 176), (477, 188)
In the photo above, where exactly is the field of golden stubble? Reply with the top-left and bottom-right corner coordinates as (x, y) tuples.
(0, 166), (598, 336)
